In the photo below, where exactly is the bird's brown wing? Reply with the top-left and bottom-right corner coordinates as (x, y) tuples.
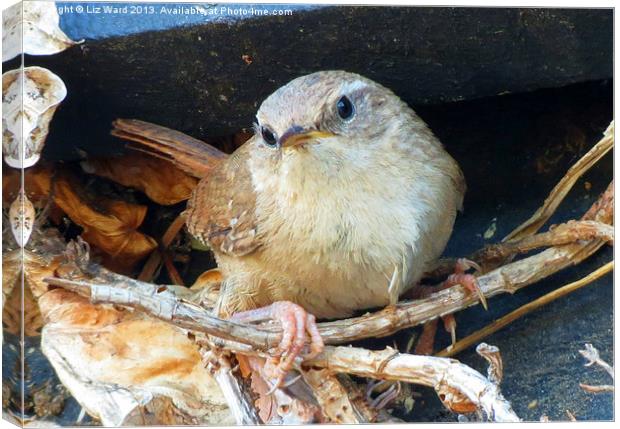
(184, 141), (261, 256)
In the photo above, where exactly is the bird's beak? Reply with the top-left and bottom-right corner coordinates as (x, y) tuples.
(280, 127), (335, 149)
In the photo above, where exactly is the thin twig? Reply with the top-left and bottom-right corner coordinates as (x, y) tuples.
(44, 275), (278, 351)
(139, 213), (186, 282)
(162, 251), (185, 286)
(565, 409), (578, 421)
(436, 261), (613, 357)
(428, 180), (613, 279)
(472, 220), (613, 269)
(579, 343), (614, 379)
(579, 342), (614, 393)
(42, 241), (602, 351)
(579, 384), (614, 394)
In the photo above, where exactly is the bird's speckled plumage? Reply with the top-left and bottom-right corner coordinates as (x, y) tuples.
(185, 70), (465, 319)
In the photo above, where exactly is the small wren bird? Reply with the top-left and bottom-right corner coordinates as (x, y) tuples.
(113, 70), (478, 386)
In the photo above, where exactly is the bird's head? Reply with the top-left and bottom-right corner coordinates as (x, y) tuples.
(249, 71), (430, 179)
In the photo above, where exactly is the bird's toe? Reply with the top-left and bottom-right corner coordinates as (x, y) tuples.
(264, 301), (324, 388)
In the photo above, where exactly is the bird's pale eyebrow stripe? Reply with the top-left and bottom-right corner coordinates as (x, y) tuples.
(341, 80), (366, 94)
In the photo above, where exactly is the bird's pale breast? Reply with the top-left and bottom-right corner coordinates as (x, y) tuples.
(213, 143), (462, 319)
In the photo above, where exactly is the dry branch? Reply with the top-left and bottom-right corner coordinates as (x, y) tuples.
(204, 341), (520, 421)
(579, 343), (614, 379)
(45, 210), (612, 355)
(301, 369), (367, 423)
(304, 346), (519, 421)
(436, 261), (614, 357)
(426, 175), (612, 279)
(45, 241), (519, 421)
(473, 220), (613, 268)
(578, 343), (614, 395)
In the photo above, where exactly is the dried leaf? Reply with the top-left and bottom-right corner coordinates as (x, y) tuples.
(2, 1), (82, 62)
(39, 289), (233, 425)
(81, 153), (198, 205)
(2, 67), (67, 168)
(53, 173), (157, 271)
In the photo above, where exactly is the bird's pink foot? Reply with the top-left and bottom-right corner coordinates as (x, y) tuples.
(232, 301), (324, 388)
(443, 258), (487, 310)
(435, 258), (485, 348)
(411, 258), (484, 353)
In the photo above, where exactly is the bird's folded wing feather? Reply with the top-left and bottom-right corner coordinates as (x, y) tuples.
(184, 142), (261, 257)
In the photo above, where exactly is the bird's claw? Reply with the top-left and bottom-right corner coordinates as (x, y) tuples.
(233, 301), (324, 390)
(446, 258), (487, 310)
(442, 314), (457, 347)
(456, 257), (482, 273)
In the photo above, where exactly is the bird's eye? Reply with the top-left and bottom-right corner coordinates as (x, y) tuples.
(261, 126), (277, 146)
(336, 96), (355, 120)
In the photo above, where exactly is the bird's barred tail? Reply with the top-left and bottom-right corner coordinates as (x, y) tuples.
(111, 118), (228, 178)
